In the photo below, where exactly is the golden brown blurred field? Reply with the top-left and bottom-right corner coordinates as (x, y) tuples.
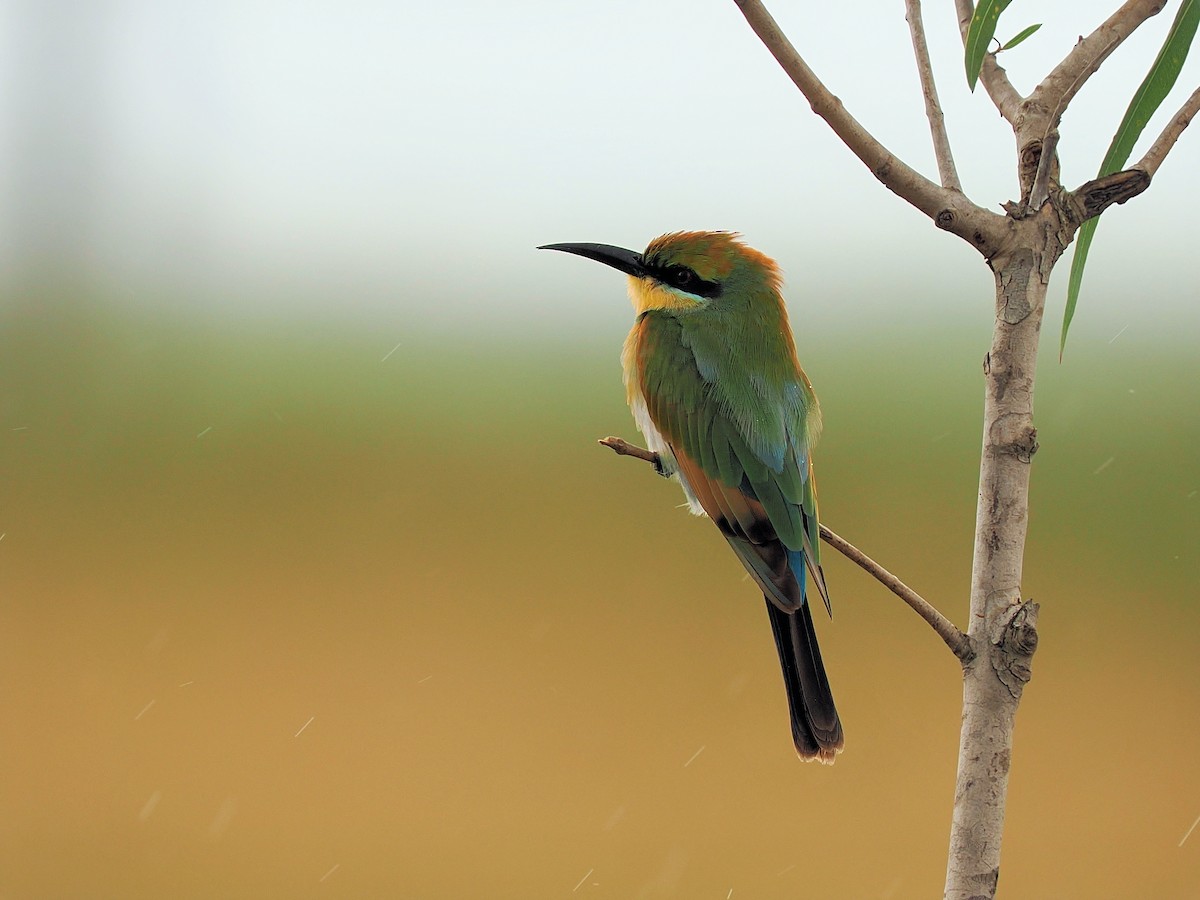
(2, 297), (1198, 898)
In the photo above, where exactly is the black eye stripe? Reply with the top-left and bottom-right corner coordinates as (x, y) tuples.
(644, 260), (723, 299)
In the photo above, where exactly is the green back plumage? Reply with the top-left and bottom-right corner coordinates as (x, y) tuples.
(637, 307), (821, 559)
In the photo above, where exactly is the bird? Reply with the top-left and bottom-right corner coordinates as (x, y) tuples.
(539, 231), (843, 762)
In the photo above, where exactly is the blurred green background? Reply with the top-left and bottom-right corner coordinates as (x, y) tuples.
(2, 2), (1199, 898)
(3, 294), (1198, 898)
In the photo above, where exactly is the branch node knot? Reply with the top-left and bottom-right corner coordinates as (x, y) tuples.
(989, 599), (1040, 697)
(1015, 427), (1039, 464)
(1073, 168), (1152, 222)
(988, 416), (1038, 463)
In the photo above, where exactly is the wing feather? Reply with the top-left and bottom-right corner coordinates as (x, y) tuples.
(634, 311), (827, 614)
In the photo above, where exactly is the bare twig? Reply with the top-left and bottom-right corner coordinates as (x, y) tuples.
(732, 0), (1006, 256)
(905, 0), (961, 191)
(732, 0), (924, 191)
(598, 435), (972, 662)
(1030, 0), (1166, 132)
(1134, 85), (1200, 177)
(818, 523), (973, 662)
(952, 0), (1024, 124)
(598, 436), (657, 465)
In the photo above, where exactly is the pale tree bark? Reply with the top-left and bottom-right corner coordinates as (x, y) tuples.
(905, 0), (961, 191)
(1136, 85), (1200, 175)
(721, 1), (1196, 897)
(949, 230), (1056, 897)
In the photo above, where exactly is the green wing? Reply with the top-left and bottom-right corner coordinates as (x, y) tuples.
(635, 310), (828, 609)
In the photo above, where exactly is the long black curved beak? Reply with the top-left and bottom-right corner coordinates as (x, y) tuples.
(537, 242), (645, 278)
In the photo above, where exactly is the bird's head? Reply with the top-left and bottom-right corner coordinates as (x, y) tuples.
(539, 231), (782, 315)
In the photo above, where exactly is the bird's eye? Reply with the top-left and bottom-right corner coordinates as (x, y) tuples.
(649, 261), (721, 299)
(670, 266), (694, 287)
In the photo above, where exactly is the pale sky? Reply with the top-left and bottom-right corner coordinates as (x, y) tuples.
(2, 1), (1196, 339)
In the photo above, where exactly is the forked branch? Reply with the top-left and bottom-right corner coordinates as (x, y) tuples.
(598, 436), (973, 662)
(733, 0), (1005, 256)
(1032, 0), (1166, 121)
(1021, 1), (1163, 205)
(952, 0), (1024, 123)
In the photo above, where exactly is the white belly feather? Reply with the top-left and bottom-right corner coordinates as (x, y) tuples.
(626, 388), (707, 517)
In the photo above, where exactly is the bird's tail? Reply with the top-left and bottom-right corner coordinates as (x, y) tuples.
(765, 598), (844, 763)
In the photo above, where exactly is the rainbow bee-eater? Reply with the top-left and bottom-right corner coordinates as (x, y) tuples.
(540, 231), (843, 762)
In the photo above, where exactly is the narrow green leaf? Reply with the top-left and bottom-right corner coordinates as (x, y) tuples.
(965, 0), (1013, 92)
(1000, 23), (1042, 52)
(1062, 0), (1200, 358)
(1061, 218), (1098, 360)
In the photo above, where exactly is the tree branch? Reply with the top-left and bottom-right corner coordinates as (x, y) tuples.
(733, 0), (1006, 257)
(598, 436), (658, 466)
(817, 522), (973, 662)
(905, 0), (962, 192)
(953, 0), (1024, 124)
(1032, 1), (1165, 119)
(1134, 85), (1200, 177)
(1014, 1), (1164, 210)
(1071, 167), (1152, 220)
(1067, 86), (1200, 217)
(598, 435), (973, 662)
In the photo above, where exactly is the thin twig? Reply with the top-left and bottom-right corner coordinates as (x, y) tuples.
(1134, 85), (1200, 177)
(598, 435), (973, 662)
(733, 0), (925, 188)
(952, 0), (1024, 124)
(598, 436), (657, 465)
(905, 0), (961, 191)
(732, 0), (1005, 255)
(818, 523), (973, 662)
